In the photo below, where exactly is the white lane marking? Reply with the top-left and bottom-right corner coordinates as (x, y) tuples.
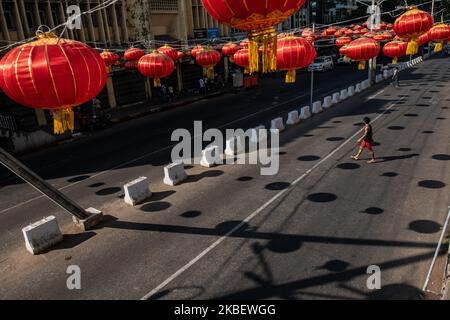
(140, 98), (403, 300)
(1, 76), (361, 215)
(368, 89), (385, 100)
(422, 206), (450, 291)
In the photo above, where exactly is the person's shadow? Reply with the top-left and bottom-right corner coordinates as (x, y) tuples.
(377, 153), (419, 163)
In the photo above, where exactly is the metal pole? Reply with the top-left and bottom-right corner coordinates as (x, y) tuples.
(0, 147), (89, 220)
(310, 23), (315, 108)
(431, 0), (435, 16)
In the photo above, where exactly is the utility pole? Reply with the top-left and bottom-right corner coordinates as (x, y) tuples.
(310, 23), (316, 108)
(367, 0), (380, 85)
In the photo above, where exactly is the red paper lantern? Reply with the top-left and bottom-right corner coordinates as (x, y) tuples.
(191, 45), (204, 58)
(383, 41), (407, 64)
(394, 6), (433, 55)
(429, 23), (450, 52)
(200, 0), (306, 74)
(373, 34), (386, 42)
(344, 29), (354, 36)
(158, 44), (178, 61)
(345, 37), (380, 70)
(418, 31), (431, 46)
(222, 42), (239, 60)
(233, 48), (250, 73)
(101, 50), (119, 69)
(124, 47), (145, 61)
(138, 51), (175, 87)
(325, 27), (337, 36)
(277, 36), (316, 83)
(0, 32), (107, 134)
(125, 61), (139, 70)
(336, 36), (352, 48)
(302, 28), (314, 38)
(304, 35), (316, 43)
(196, 48), (221, 79)
(177, 51), (185, 61)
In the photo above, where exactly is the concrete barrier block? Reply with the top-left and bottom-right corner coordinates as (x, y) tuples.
(72, 207), (103, 231)
(271, 117), (285, 131)
(200, 145), (220, 167)
(339, 89), (348, 100)
(124, 176), (152, 206)
(225, 136), (244, 156)
(22, 216), (63, 254)
(332, 92), (340, 104)
(300, 106), (311, 119)
(355, 83), (362, 93)
(323, 96), (333, 109)
(250, 125), (266, 143)
(347, 86), (355, 96)
(312, 101), (323, 114)
(286, 110), (300, 125)
(163, 162), (187, 186)
(361, 80), (370, 90)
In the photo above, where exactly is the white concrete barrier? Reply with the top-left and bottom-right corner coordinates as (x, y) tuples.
(225, 136), (244, 156)
(300, 106), (311, 119)
(200, 145), (220, 167)
(323, 96), (333, 109)
(163, 162), (187, 186)
(347, 86), (355, 96)
(250, 125), (266, 143)
(286, 110), (300, 125)
(339, 89), (348, 100)
(332, 92), (340, 104)
(312, 101), (323, 114)
(375, 74), (383, 83)
(22, 216), (63, 255)
(124, 177), (152, 206)
(361, 80), (370, 90)
(271, 117), (285, 131)
(355, 83), (362, 93)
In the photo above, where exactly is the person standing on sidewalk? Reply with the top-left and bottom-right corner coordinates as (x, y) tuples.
(198, 78), (206, 94)
(351, 117), (376, 164)
(392, 67), (400, 87)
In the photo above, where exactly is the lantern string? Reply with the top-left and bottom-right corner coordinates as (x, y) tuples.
(0, 0), (444, 55)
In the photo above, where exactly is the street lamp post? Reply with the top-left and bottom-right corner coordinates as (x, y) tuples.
(310, 23), (315, 108)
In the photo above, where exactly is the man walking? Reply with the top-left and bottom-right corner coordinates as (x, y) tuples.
(351, 117), (376, 164)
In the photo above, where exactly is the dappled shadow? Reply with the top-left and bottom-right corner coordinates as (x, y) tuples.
(361, 207), (384, 215)
(318, 260), (350, 272)
(95, 187), (122, 196)
(307, 193), (337, 203)
(180, 210), (202, 218)
(408, 220), (441, 234)
(183, 170), (224, 184)
(418, 180), (446, 189)
(265, 182), (290, 191)
(297, 155), (320, 161)
(140, 201), (171, 212)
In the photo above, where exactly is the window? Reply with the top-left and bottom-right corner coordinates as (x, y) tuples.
(150, 0), (178, 12)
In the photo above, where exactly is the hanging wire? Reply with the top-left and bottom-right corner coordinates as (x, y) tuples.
(0, 0), (445, 54)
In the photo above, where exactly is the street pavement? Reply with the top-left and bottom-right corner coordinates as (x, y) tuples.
(0, 56), (449, 299)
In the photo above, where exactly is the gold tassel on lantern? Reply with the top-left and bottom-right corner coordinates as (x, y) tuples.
(358, 60), (366, 70)
(154, 78), (161, 87)
(207, 66), (214, 79)
(434, 41), (443, 52)
(244, 67), (250, 74)
(269, 29), (278, 73)
(53, 108), (74, 135)
(248, 32), (260, 74)
(392, 57), (398, 64)
(406, 39), (419, 55)
(285, 70), (296, 83)
(343, 55), (350, 62)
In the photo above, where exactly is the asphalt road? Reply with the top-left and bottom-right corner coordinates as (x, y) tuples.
(0, 55), (449, 300)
